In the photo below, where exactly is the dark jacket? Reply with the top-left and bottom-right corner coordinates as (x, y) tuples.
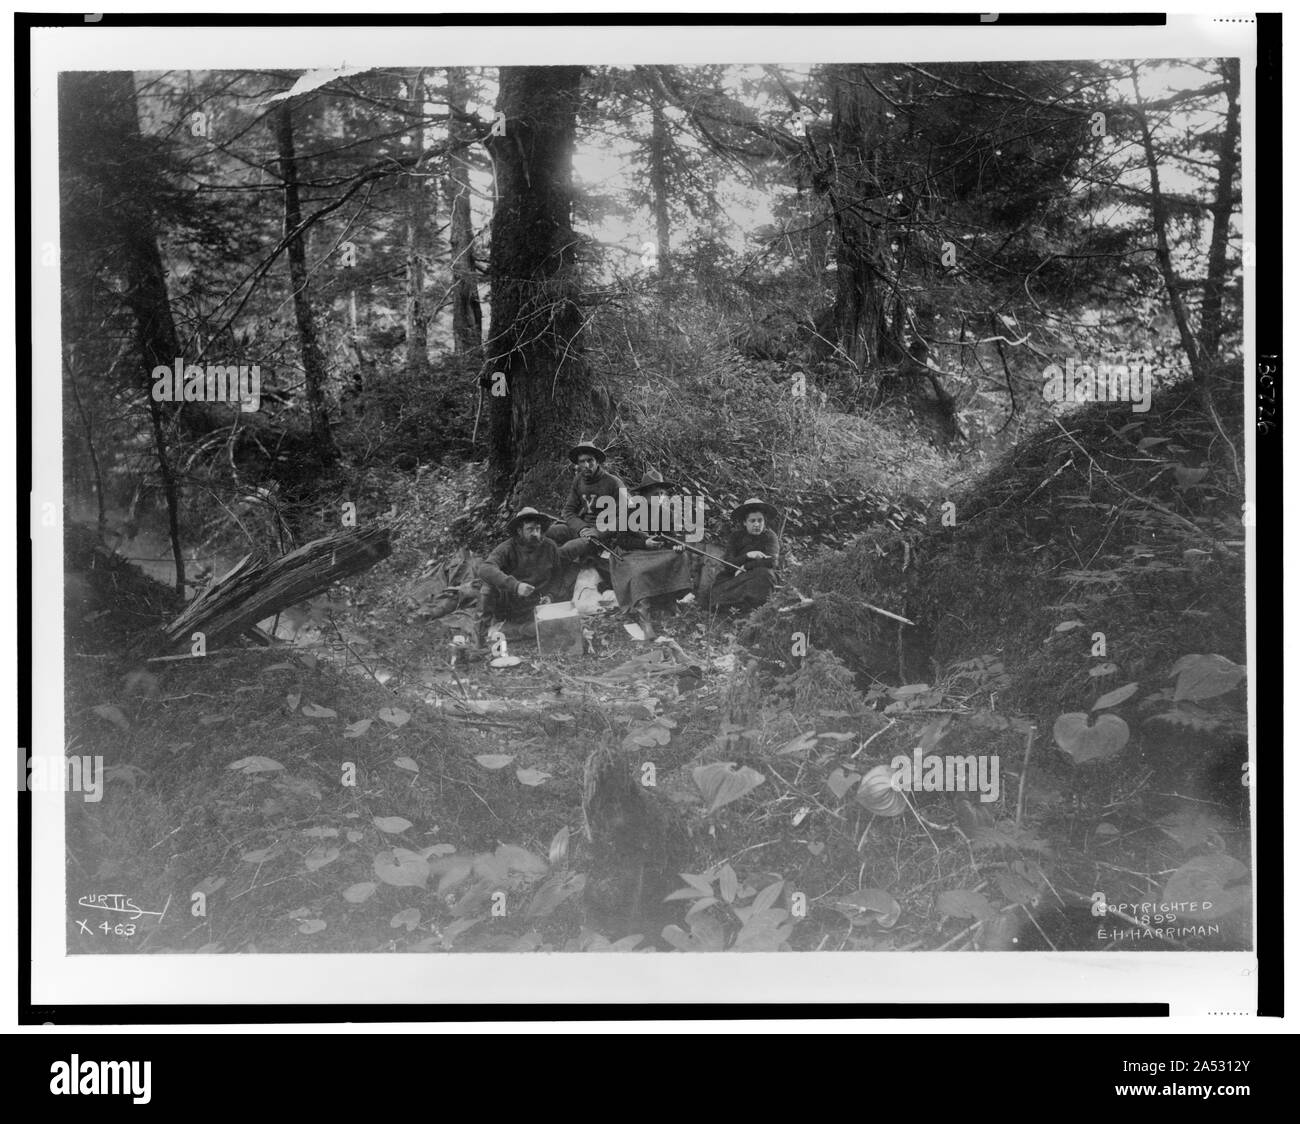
(723, 527), (780, 572)
(478, 537), (562, 597)
(561, 469), (625, 535)
(614, 505), (686, 552)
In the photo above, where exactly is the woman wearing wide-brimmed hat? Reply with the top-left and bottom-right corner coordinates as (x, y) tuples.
(608, 469), (694, 640)
(705, 497), (782, 612)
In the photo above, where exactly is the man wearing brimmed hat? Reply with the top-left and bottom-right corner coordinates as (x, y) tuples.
(548, 439), (625, 565)
(705, 497), (782, 612)
(608, 468), (694, 640)
(476, 507), (562, 646)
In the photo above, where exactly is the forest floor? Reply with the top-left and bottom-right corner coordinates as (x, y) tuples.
(61, 384), (1252, 956)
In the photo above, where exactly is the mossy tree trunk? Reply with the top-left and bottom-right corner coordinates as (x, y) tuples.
(485, 65), (589, 502)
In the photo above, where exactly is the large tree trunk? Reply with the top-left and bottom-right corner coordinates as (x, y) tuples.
(274, 101), (336, 460)
(65, 71), (187, 593)
(405, 69), (431, 378)
(485, 66), (588, 500)
(825, 65), (891, 388)
(445, 67), (483, 355)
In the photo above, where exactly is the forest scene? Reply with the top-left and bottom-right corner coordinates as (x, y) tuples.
(56, 57), (1250, 956)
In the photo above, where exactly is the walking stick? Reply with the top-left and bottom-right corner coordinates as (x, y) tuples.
(656, 532), (746, 574)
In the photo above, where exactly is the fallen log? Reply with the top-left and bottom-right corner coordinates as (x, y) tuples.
(162, 525), (392, 649)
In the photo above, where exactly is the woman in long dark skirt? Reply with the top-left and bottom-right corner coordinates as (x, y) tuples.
(706, 497), (781, 612)
(609, 469), (693, 640)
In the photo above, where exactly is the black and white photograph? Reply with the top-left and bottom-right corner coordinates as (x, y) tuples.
(25, 14), (1266, 1013)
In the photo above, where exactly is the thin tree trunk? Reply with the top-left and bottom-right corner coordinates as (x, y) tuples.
(274, 101), (336, 460)
(1198, 58), (1240, 359)
(649, 98), (672, 284)
(445, 67), (483, 355)
(405, 69), (431, 378)
(485, 65), (588, 500)
(1129, 65), (1206, 387)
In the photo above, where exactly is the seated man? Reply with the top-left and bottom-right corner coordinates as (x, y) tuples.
(609, 469), (693, 641)
(476, 507), (562, 647)
(706, 497), (781, 612)
(547, 439), (625, 569)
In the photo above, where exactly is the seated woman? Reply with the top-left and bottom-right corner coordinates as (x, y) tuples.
(706, 497), (781, 612)
(609, 469), (694, 640)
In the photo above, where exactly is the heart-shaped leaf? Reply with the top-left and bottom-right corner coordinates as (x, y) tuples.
(826, 767), (859, 800)
(285, 692), (301, 712)
(373, 849), (429, 888)
(304, 845), (340, 871)
(1172, 654), (1245, 702)
(516, 767), (551, 786)
(1052, 712), (1130, 763)
(342, 881), (377, 903)
(378, 707), (411, 727)
(834, 889), (901, 928)
(1093, 682), (1138, 710)
(692, 762), (765, 813)
(390, 908), (421, 931)
(373, 816), (412, 834)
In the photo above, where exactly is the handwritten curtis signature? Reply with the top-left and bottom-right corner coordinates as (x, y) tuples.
(75, 893), (169, 921)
